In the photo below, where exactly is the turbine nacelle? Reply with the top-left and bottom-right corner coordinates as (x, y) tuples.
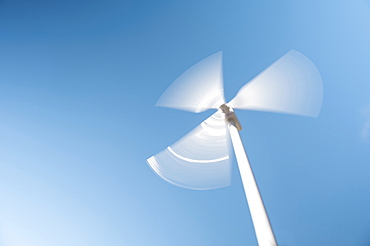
(219, 103), (242, 131)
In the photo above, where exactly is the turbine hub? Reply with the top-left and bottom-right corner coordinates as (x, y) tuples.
(219, 104), (242, 131)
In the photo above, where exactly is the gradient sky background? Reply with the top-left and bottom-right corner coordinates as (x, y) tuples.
(1, 0), (370, 245)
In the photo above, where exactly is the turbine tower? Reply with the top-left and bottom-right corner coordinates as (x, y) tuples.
(147, 50), (323, 246)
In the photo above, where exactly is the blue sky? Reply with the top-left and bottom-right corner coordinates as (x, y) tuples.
(0, 0), (370, 245)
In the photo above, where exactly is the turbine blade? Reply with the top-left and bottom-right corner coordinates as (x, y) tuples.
(229, 50), (323, 117)
(156, 52), (226, 113)
(147, 111), (231, 190)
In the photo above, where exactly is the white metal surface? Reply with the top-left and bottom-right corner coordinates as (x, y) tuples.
(156, 52), (225, 112)
(229, 50), (323, 117)
(147, 111), (231, 190)
(228, 123), (277, 246)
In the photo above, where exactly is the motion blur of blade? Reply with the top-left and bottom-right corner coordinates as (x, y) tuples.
(156, 52), (226, 113)
(229, 50), (323, 117)
(147, 111), (231, 190)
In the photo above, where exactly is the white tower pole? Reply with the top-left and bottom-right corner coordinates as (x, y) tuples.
(228, 122), (277, 246)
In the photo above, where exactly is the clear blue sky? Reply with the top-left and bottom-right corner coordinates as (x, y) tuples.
(0, 0), (370, 245)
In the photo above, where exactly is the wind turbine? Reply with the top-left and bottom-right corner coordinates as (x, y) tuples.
(147, 50), (323, 246)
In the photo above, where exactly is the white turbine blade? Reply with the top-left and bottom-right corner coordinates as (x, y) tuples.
(229, 50), (323, 117)
(147, 111), (231, 190)
(156, 52), (226, 113)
